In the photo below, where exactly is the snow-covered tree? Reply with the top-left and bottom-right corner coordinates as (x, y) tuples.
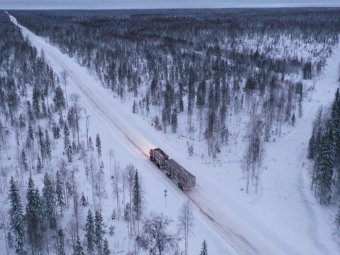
(56, 171), (65, 215)
(57, 228), (66, 255)
(200, 240), (208, 255)
(133, 170), (142, 222)
(137, 213), (177, 255)
(95, 210), (105, 254)
(9, 177), (25, 255)
(73, 238), (85, 255)
(26, 176), (43, 252)
(314, 128), (335, 205)
(42, 173), (56, 229)
(103, 239), (111, 255)
(85, 209), (95, 254)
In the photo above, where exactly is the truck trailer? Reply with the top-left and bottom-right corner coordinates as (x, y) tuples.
(149, 148), (196, 190)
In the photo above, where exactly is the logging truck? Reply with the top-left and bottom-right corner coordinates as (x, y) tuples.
(149, 148), (196, 191)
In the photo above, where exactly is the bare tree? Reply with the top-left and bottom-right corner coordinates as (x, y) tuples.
(61, 70), (69, 107)
(73, 187), (80, 240)
(96, 161), (105, 211)
(112, 160), (121, 220)
(85, 111), (91, 150)
(89, 154), (97, 207)
(242, 117), (263, 193)
(178, 200), (194, 255)
(58, 159), (69, 207)
(137, 213), (178, 255)
(124, 164), (135, 235)
(0, 120), (9, 159)
(70, 94), (81, 148)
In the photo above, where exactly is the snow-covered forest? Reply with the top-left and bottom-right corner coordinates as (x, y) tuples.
(12, 9), (340, 190)
(1, 8), (340, 255)
(0, 11), (197, 255)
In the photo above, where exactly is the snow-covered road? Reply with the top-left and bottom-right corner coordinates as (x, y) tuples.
(9, 13), (340, 255)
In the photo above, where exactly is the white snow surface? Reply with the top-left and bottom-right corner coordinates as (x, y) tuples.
(8, 13), (340, 255)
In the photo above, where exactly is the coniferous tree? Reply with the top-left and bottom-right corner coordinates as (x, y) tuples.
(331, 89), (340, 155)
(133, 170), (142, 221)
(38, 126), (45, 160)
(162, 108), (167, 133)
(42, 100), (47, 118)
(103, 239), (111, 255)
(291, 113), (296, 126)
(57, 228), (66, 255)
(81, 193), (87, 206)
(200, 240), (208, 255)
(164, 81), (174, 124)
(187, 68), (196, 115)
(73, 238), (85, 255)
(303, 62), (312, 80)
(150, 78), (158, 104)
(28, 122), (34, 143)
(9, 177), (25, 255)
(63, 123), (70, 150)
(132, 100), (138, 113)
(26, 176), (42, 251)
(124, 203), (130, 222)
(59, 113), (65, 127)
(146, 95), (150, 114)
(37, 156), (43, 173)
(42, 173), (56, 229)
(335, 205), (340, 229)
(67, 145), (73, 162)
(96, 133), (102, 159)
(85, 209), (95, 254)
(7, 232), (13, 249)
(27, 101), (35, 122)
(171, 109), (178, 133)
(285, 85), (292, 122)
(94, 210), (105, 254)
(54, 86), (66, 110)
(88, 136), (94, 151)
(314, 128), (335, 205)
(21, 149), (29, 172)
(32, 87), (40, 118)
(178, 82), (184, 113)
(52, 121), (61, 139)
(308, 133), (316, 159)
(56, 171), (65, 215)
(196, 81), (206, 110)
(45, 129), (51, 161)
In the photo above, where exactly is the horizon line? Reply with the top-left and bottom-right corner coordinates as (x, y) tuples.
(2, 3), (340, 11)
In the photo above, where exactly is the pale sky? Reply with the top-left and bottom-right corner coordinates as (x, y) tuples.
(1, 0), (340, 9)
